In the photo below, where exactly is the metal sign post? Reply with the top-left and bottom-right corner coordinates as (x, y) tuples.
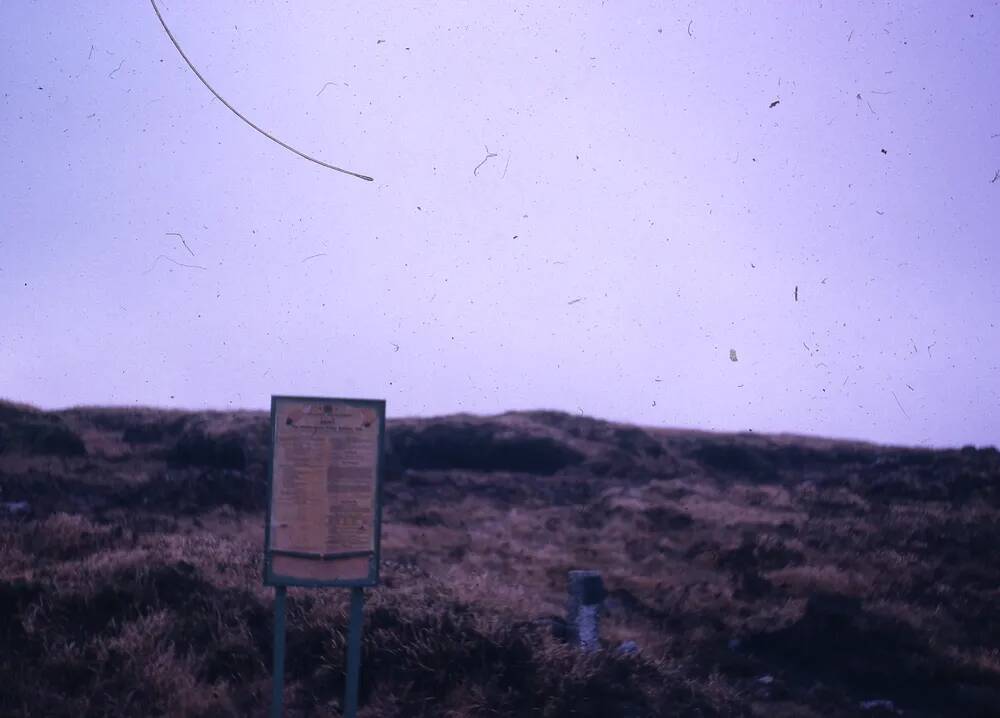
(344, 587), (365, 715)
(271, 585), (287, 718)
(264, 396), (385, 718)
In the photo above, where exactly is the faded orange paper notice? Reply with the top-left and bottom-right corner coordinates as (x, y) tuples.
(268, 398), (380, 582)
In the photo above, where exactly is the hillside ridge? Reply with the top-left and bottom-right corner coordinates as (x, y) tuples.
(1, 399), (999, 716)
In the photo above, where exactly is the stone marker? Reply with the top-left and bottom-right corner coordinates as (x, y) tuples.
(567, 570), (605, 651)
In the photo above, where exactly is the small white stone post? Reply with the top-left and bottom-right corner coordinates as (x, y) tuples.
(567, 570), (605, 651)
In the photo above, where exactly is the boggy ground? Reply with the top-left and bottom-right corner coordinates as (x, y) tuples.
(0, 399), (998, 717)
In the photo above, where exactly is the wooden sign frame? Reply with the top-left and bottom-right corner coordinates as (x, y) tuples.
(264, 395), (385, 588)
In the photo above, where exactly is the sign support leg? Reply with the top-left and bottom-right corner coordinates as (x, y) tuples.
(344, 587), (364, 718)
(271, 585), (287, 718)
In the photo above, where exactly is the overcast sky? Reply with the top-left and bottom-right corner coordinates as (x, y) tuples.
(2, 1), (998, 448)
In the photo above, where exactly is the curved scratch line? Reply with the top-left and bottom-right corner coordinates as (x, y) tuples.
(149, 0), (373, 182)
(473, 146), (497, 176)
(302, 253), (328, 262)
(166, 232), (195, 256)
(143, 254), (207, 274)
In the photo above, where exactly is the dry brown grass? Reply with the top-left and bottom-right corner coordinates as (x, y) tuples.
(0, 520), (733, 717)
(1, 400), (999, 716)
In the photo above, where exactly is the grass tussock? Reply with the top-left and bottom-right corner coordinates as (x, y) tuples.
(0, 525), (734, 717)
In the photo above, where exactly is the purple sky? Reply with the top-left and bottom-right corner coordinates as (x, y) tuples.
(2, 2), (998, 448)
